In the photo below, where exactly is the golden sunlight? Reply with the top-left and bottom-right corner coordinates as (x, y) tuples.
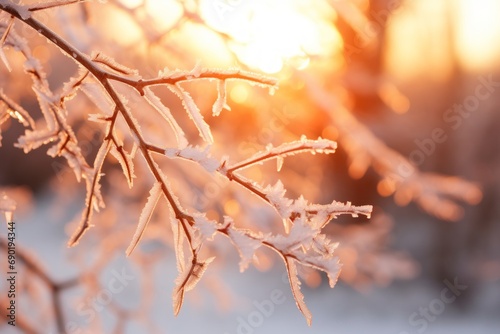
(119, 0), (142, 7)
(385, 0), (453, 81)
(198, 0), (343, 74)
(454, 0), (500, 71)
(386, 0), (500, 80)
(116, 0), (343, 73)
(116, 0), (500, 77)
(144, 0), (184, 31)
(103, 8), (142, 46)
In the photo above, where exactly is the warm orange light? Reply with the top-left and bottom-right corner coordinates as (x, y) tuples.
(385, 0), (453, 81)
(321, 125), (339, 141)
(144, 0), (184, 31)
(377, 82), (410, 114)
(377, 178), (396, 197)
(386, 0), (500, 80)
(102, 4), (142, 46)
(198, 0), (343, 74)
(224, 199), (240, 216)
(230, 84), (249, 104)
(116, 0), (343, 73)
(119, 0), (142, 7)
(455, 0), (500, 71)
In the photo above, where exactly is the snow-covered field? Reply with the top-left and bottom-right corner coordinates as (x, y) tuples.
(3, 191), (499, 334)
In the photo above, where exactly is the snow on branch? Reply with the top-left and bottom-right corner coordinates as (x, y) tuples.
(173, 253), (215, 316)
(291, 196), (373, 227)
(67, 139), (109, 246)
(126, 181), (162, 256)
(167, 83), (214, 144)
(110, 141), (136, 188)
(188, 213), (344, 325)
(225, 136), (337, 173)
(150, 66), (278, 88)
(284, 256), (313, 325)
(91, 51), (139, 77)
(143, 87), (188, 148)
(212, 79), (230, 116)
(165, 145), (220, 173)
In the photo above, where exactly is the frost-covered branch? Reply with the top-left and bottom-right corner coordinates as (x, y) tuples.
(0, 0), (371, 325)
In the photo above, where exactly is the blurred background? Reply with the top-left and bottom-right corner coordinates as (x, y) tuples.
(1, 0), (499, 333)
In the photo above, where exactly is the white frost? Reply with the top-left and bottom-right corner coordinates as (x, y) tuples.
(229, 137), (337, 172)
(165, 145), (220, 173)
(144, 88), (188, 148)
(193, 213), (218, 240)
(126, 181), (162, 256)
(212, 79), (231, 117)
(167, 84), (214, 144)
(264, 180), (293, 218)
(224, 217), (262, 272)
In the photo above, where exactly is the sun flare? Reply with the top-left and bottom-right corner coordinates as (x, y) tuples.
(115, 0), (342, 74)
(199, 0), (342, 73)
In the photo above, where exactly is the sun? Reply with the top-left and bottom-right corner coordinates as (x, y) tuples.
(116, 0), (343, 74)
(199, 0), (343, 74)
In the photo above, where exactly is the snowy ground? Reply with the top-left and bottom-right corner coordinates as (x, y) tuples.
(2, 191), (499, 334)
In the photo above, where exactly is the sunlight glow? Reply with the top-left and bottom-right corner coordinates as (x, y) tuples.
(120, 0), (142, 8)
(224, 199), (240, 216)
(377, 82), (410, 114)
(116, 0), (500, 78)
(144, 0), (184, 31)
(199, 0), (342, 74)
(117, 0), (342, 73)
(455, 0), (500, 71)
(104, 7), (142, 45)
(230, 84), (249, 104)
(386, 0), (500, 80)
(385, 0), (453, 81)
